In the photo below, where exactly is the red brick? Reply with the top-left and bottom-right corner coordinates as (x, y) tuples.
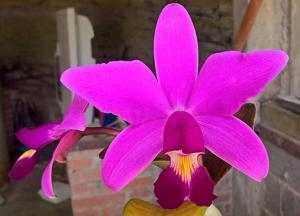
(72, 193), (125, 209)
(73, 209), (100, 216)
(68, 149), (100, 160)
(103, 203), (124, 216)
(100, 182), (114, 194)
(138, 167), (152, 177)
(69, 169), (101, 185)
(68, 159), (93, 170)
(125, 176), (154, 189)
(129, 186), (153, 198)
(71, 182), (99, 198)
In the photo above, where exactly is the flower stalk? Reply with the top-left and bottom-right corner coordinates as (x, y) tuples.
(82, 127), (120, 136)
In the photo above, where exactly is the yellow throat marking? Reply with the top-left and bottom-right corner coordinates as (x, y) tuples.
(19, 149), (36, 160)
(169, 152), (199, 183)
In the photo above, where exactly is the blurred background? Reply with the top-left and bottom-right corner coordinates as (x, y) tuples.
(0, 0), (299, 216)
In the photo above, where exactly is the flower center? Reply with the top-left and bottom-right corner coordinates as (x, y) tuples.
(168, 151), (201, 183)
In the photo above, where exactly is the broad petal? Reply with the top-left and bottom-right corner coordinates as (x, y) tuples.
(189, 166), (216, 207)
(50, 95), (88, 138)
(188, 50), (288, 116)
(102, 119), (166, 191)
(9, 150), (40, 181)
(154, 166), (189, 209)
(16, 122), (60, 150)
(42, 131), (81, 197)
(196, 116), (269, 181)
(61, 61), (171, 125)
(154, 3), (198, 108)
(164, 111), (204, 154)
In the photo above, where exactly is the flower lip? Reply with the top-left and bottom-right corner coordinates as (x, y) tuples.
(154, 153), (216, 209)
(168, 151), (199, 183)
(163, 111), (205, 154)
(8, 149), (40, 181)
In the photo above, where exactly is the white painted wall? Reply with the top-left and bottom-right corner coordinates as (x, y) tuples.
(56, 8), (95, 125)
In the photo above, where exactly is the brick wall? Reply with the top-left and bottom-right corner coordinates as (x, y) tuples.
(67, 146), (235, 216)
(67, 148), (156, 216)
(66, 130), (237, 216)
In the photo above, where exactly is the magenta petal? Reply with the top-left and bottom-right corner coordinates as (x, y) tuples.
(50, 95), (88, 138)
(154, 3), (198, 108)
(102, 119), (166, 191)
(61, 61), (171, 125)
(9, 150), (40, 181)
(163, 111), (204, 154)
(42, 131), (81, 197)
(197, 116), (269, 181)
(154, 166), (189, 209)
(16, 95), (87, 150)
(16, 122), (60, 150)
(190, 166), (216, 206)
(188, 50), (288, 116)
(60, 95), (88, 131)
(41, 162), (55, 198)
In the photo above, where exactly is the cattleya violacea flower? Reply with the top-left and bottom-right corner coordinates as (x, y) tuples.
(9, 95), (88, 197)
(60, 3), (288, 208)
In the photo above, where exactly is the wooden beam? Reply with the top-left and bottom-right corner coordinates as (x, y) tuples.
(233, 0), (264, 51)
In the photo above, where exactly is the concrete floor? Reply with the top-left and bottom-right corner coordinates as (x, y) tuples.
(0, 162), (72, 216)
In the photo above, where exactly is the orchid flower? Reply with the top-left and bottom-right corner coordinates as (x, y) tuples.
(9, 95), (88, 197)
(60, 3), (288, 208)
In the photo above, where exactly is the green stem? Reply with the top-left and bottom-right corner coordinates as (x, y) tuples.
(82, 127), (120, 136)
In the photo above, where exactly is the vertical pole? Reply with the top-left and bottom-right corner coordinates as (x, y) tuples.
(233, 0), (264, 51)
(0, 85), (9, 188)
